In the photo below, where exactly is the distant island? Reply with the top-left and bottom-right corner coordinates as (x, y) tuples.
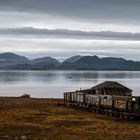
(0, 52), (140, 70)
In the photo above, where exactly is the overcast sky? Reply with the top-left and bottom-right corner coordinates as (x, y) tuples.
(0, 0), (140, 60)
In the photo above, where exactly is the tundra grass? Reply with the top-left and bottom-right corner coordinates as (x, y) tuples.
(0, 97), (140, 140)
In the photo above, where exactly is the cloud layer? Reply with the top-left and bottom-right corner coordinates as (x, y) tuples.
(0, 0), (140, 24)
(1, 27), (140, 41)
(0, 0), (140, 60)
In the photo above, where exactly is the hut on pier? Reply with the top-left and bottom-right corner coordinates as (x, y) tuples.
(66, 81), (132, 96)
(90, 81), (132, 96)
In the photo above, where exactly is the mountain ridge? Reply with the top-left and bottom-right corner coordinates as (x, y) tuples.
(0, 52), (140, 70)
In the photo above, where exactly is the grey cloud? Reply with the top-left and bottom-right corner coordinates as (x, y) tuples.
(0, 0), (140, 24)
(1, 27), (140, 41)
(0, 34), (140, 61)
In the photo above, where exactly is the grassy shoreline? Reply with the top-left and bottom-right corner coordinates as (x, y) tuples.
(0, 97), (140, 140)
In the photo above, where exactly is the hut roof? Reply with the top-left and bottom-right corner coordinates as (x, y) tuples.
(64, 81), (132, 95)
(91, 81), (132, 92)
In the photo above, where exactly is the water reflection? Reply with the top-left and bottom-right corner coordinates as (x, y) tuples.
(0, 70), (57, 84)
(0, 70), (139, 98)
(63, 71), (140, 82)
(0, 71), (27, 83)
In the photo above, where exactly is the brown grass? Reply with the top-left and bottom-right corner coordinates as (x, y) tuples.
(0, 97), (140, 140)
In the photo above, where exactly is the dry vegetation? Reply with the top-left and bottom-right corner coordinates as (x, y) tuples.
(0, 97), (140, 140)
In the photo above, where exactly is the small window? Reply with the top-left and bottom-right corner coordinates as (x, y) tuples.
(104, 96), (107, 99)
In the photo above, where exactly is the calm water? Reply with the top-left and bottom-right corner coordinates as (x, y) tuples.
(0, 70), (139, 98)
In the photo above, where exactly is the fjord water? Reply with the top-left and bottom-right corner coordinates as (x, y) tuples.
(0, 70), (139, 98)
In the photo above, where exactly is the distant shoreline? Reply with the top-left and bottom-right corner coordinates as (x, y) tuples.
(0, 96), (63, 100)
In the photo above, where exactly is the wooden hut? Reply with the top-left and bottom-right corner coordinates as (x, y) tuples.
(90, 81), (132, 96)
(66, 81), (132, 96)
